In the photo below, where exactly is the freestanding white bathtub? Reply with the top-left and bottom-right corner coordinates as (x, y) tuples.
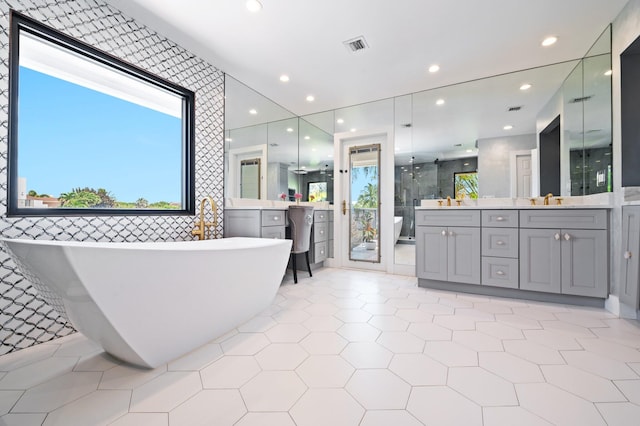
(394, 216), (403, 244)
(2, 237), (292, 368)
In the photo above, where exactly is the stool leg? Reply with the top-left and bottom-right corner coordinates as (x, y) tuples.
(305, 251), (312, 278)
(292, 253), (298, 284)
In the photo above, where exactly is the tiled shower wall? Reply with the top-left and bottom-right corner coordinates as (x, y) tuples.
(0, 0), (225, 354)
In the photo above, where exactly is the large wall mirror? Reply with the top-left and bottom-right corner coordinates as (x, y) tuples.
(224, 26), (612, 268)
(225, 77), (334, 204)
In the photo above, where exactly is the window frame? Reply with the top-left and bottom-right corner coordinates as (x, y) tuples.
(7, 11), (196, 217)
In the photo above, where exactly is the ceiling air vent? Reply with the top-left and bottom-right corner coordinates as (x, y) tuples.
(343, 36), (369, 53)
(508, 106), (522, 112)
(570, 95), (592, 103)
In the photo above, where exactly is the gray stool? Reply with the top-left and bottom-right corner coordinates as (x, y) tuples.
(288, 206), (314, 283)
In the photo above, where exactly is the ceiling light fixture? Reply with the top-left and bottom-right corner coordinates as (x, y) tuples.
(350, 128), (357, 132)
(436, 99), (445, 106)
(304, 136), (310, 140)
(520, 83), (532, 91)
(246, 0), (263, 13)
(504, 125), (513, 130)
(249, 109), (257, 115)
(542, 36), (558, 47)
(336, 118), (344, 124)
(279, 74), (290, 82)
(466, 149), (473, 153)
(306, 95), (315, 102)
(286, 128), (293, 132)
(429, 64), (440, 73)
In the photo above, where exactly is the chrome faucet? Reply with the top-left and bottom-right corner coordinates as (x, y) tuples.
(192, 196), (218, 240)
(543, 193), (553, 206)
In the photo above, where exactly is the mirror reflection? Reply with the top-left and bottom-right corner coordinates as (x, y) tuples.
(224, 26), (612, 268)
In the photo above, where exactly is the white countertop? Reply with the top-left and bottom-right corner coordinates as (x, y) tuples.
(415, 205), (611, 210)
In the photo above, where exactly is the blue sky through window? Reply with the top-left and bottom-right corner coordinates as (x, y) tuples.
(18, 67), (182, 204)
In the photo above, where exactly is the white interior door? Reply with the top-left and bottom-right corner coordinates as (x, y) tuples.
(333, 130), (392, 272)
(510, 150), (533, 198)
(516, 154), (532, 198)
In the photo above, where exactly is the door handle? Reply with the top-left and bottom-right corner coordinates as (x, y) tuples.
(342, 200), (347, 215)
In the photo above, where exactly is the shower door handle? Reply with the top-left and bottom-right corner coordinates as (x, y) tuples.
(342, 200), (347, 215)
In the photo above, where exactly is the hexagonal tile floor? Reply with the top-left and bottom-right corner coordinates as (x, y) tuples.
(0, 267), (639, 425)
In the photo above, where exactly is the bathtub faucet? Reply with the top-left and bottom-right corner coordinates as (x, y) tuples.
(192, 196), (218, 240)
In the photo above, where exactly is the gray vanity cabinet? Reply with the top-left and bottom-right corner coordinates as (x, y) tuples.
(519, 210), (608, 298)
(224, 209), (286, 239)
(620, 206), (640, 309)
(481, 210), (519, 289)
(310, 210), (329, 263)
(520, 228), (562, 293)
(416, 210), (481, 285)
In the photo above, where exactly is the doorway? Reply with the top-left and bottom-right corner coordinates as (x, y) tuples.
(333, 129), (393, 272)
(539, 115), (561, 196)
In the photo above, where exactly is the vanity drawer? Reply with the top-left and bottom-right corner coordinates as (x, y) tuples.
(261, 226), (285, 239)
(314, 222), (328, 242)
(482, 210), (518, 228)
(482, 228), (518, 258)
(314, 241), (328, 262)
(416, 210), (480, 227)
(261, 210), (286, 226)
(314, 210), (329, 223)
(520, 209), (607, 230)
(482, 257), (519, 289)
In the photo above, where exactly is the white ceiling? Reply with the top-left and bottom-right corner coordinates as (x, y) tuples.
(105, 0), (627, 117)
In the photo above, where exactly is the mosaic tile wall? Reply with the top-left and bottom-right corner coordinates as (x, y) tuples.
(0, 0), (225, 354)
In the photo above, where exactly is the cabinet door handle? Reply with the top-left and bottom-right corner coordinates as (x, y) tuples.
(441, 230), (447, 236)
(554, 233), (561, 241)
(564, 233), (571, 241)
(496, 216), (505, 221)
(496, 270), (505, 276)
(496, 240), (505, 246)
(624, 251), (633, 259)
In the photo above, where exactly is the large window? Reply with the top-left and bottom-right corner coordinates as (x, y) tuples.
(8, 12), (195, 216)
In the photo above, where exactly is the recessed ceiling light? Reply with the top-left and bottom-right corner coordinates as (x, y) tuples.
(520, 83), (532, 91)
(542, 36), (557, 47)
(429, 64), (440, 73)
(286, 128), (293, 132)
(246, 0), (262, 13)
(604, 70), (613, 76)
(504, 125), (513, 130)
(336, 118), (344, 124)
(306, 95), (315, 102)
(304, 136), (310, 140)
(249, 109), (257, 115)
(466, 149), (473, 153)
(279, 74), (290, 82)
(436, 99), (445, 106)
(350, 128), (357, 132)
